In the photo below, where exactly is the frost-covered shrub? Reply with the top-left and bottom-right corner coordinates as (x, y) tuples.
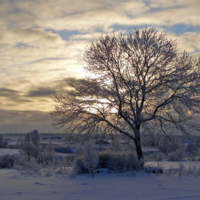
(73, 155), (87, 174)
(73, 143), (99, 176)
(21, 142), (40, 160)
(21, 130), (40, 160)
(0, 154), (15, 168)
(82, 143), (99, 175)
(37, 151), (58, 165)
(14, 152), (41, 172)
(64, 154), (75, 164)
(167, 150), (184, 161)
(98, 151), (139, 172)
(98, 151), (110, 168)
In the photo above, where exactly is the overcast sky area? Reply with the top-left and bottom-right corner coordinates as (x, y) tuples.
(0, 0), (200, 133)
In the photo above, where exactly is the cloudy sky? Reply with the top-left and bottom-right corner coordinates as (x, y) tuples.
(0, 0), (200, 133)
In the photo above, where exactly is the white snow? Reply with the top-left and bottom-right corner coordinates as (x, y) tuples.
(0, 168), (200, 200)
(146, 161), (200, 170)
(0, 149), (19, 156)
(0, 148), (200, 199)
(142, 146), (159, 153)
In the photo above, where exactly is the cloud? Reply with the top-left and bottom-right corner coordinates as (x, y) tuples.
(0, 27), (71, 85)
(0, 0), (200, 33)
(165, 31), (200, 53)
(0, 87), (31, 102)
(0, 87), (33, 111)
(26, 87), (56, 98)
(177, 32), (200, 53)
(0, 109), (56, 133)
(0, 27), (65, 49)
(141, 0), (200, 27)
(0, 78), (73, 113)
(0, 0), (103, 30)
(11, 28), (62, 43)
(0, 88), (20, 98)
(191, 52), (200, 59)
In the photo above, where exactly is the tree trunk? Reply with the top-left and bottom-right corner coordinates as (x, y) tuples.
(135, 139), (143, 160)
(134, 126), (144, 169)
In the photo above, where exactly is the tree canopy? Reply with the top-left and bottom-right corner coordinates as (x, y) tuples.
(51, 27), (200, 164)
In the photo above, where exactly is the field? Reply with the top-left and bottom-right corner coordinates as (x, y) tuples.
(1, 168), (200, 200)
(0, 133), (200, 200)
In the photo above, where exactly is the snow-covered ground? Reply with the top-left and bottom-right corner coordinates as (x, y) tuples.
(0, 148), (19, 156)
(0, 168), (200, 200)
(146, 161), (200, 170)
(1, 136), (200, 200)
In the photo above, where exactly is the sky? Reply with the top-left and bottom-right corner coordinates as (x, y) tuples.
(0, 0), (200, 133)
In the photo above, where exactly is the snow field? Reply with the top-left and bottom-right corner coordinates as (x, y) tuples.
(0, 169), (200, 200)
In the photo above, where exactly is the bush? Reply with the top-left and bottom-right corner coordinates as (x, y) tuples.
(21, 142), (40, 160)
(82, 143), (99, 175)
(73, 156), (87, 174)
(21, 130), (40, 160)
(14, 151), (41, 172)
(73, 143), (99, 176)
(64, 154), (75, 163)
(74, 144), (141, 175)
(37, 151), (58, 165)
(0, 154), (15, 168)
(98, 150), (139, 172)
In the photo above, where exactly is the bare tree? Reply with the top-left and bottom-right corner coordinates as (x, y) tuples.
(51, 27), (200, 167)
(22, 130), (40, 161)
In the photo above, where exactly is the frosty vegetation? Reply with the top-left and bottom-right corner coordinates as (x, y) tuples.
(0, 131), (200, 178)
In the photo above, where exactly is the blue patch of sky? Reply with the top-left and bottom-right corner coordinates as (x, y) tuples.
(143, 0), (184, 13)
(14, 43), (37, 48)
(111, 24), (200, 36)
(150, 6), (184, 13)
(162, 24), (200, 36)
(45, 29), (80, 41)
(144, 0), (151, 7)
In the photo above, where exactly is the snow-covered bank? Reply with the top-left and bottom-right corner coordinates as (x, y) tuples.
(0, 169), (200, 200)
